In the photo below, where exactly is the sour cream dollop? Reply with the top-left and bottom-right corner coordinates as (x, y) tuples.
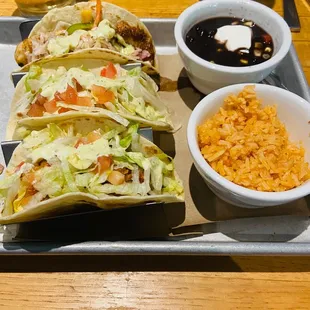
(214, 25), (252, 52)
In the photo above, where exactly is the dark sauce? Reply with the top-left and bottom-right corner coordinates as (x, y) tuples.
(185, 17), (274, 67)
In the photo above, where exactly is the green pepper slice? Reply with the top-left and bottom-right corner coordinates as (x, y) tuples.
(67, 23), (93, 35)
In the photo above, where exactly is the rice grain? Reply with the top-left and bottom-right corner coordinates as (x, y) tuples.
(198, 85), (310, 192)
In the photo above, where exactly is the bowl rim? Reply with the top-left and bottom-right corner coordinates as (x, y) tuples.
(174, 0), (292, 74)
(187, 83), (310, 202)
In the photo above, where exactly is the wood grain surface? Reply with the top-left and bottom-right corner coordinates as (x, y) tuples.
(0, 255), (310, 309)
(1, 0), (310, 309)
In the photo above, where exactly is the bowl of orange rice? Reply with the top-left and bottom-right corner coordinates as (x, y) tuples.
(187, 84), (310, 208)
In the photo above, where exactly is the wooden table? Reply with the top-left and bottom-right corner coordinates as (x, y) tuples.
(1, 0), (310, 308)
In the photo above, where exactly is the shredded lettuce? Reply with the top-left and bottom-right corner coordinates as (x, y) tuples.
(113, 159), (135, 171)
(30, 141), (76, 163)
(127, 67), (142, 77)
(126, 152), (150, 170)
(23, 129), (52, 149)
(68, 154), (93, 170)
(150, 157), (164, 192)
(33, 166), (65, 197)
(156, 153), (174, 174)
(49, 123), (64, 140)
(14, 126), (31, 140)
(75, 171), (110, 194)
(91, 182), (149, 196)
(131, 132), (140, 152)
(119, 134), (132, 149)
(102, 129), (119, 140)
(132, 166), (140, 184)
(119, 123), (139, 149)
(0, 173), (20, 191)
(2, 177), (21, 216)
(88, 172), (109, 195)
(75, 172), (94, 189)
(163, 177), (183, 195)
(61, 161), (79, 192)
(25, 65), (42, 92)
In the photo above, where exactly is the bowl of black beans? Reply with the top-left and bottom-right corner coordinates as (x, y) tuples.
(174, 0), (292, 94)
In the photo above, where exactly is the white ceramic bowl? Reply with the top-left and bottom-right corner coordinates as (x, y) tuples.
(174, 0), (292, 94)
(187, 84), (310, 208)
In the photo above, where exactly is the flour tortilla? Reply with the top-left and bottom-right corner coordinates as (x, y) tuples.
(14, 2), (158, 75)
(0, 118), (183, 224)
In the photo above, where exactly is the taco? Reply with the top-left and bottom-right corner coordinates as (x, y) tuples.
(0, 118), (184, 224)
(14, 1), (158, 74)
(7, 62), (173, 140)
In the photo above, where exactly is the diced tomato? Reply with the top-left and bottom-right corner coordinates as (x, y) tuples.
(100, 68), (107, 77)
(87, 131), (101, 143)
(44, 99), (58, 113)
(35, 94), (48, 106)
(96, 155), (113, 175)
(262, 34), (272, 44)
(91, 85), (115, 104)
(106, 63), (117, 78)
(64, 85), (78, 104)
(27, 103), (46, 117)
(58, 107), (73, 114)
(72, 78), (83, 92)
(77, 96), (92, 107)
(107, 170), (125, 185)
(54, 85), (78, 104)
(74, 131), (101, 148)
(54, 91), (65, 102)
(74, 137), (88, 148)
(14, 161), (25, 173)
(100, 62), (117, 79)
(22, 172), (36, 185)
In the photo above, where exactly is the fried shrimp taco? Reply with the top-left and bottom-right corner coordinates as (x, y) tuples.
(14, 1), (158, 74)
(0, 118), (184, 224)
(7, 62), (173, 139)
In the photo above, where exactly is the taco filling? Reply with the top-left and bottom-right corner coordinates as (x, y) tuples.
(0, 122), (183, 217)
(15, 1), (154, 66)
(16, 63), (172, 129)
